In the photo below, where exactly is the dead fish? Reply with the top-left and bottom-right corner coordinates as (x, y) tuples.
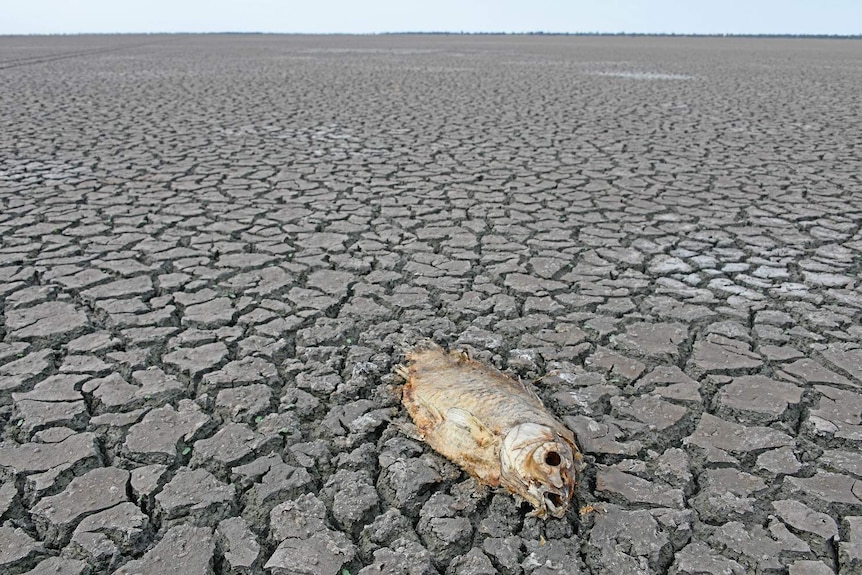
(396, 342), (583, 518)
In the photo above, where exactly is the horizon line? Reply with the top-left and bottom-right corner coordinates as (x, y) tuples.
(2, 31), (862, 39)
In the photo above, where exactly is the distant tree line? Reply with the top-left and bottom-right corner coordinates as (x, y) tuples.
(381, 31), (861, 39)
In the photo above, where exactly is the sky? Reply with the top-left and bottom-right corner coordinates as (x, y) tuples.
(2, 0), (860, 36)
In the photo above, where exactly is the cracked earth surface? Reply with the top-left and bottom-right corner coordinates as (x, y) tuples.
(0, 34), (861, 574)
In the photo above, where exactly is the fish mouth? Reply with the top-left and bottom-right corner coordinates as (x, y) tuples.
(543, 491), (566, 517)
(527, 484), (569, 518)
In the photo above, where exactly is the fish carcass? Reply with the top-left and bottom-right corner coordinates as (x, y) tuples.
(397, 342), (583, 518)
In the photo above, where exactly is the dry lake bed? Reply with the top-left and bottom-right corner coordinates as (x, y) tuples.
(1, 34), (861, 574)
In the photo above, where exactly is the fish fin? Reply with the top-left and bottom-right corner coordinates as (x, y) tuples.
(394, 364), (410, 380)
(392, 420), (424, 441)
(558, 429), (586, 472)
(412, 393), (444, 425)
(517, 375), (543, 404)
(446, 407), (494, 447)
(407, 339), (444, 357)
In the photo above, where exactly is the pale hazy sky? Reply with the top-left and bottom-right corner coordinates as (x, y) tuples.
(2, 0), (860, 36)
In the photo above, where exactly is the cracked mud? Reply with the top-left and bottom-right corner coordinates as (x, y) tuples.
(1, 34), (861, 574)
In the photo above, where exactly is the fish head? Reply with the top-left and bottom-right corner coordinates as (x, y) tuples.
(499, 422), (581, 518)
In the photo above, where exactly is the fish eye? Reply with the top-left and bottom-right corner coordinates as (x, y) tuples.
(544, 451), (561, 466)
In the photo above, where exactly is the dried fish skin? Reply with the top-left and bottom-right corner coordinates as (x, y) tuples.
(398, 343), (583, 518)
